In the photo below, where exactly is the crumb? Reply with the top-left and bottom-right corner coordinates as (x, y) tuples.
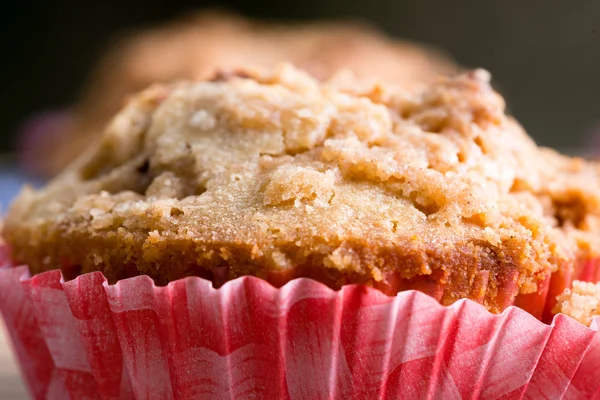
(554, 281), (600, 326)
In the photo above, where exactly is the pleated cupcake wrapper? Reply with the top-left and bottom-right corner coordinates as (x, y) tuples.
(2, 260), (600, 400)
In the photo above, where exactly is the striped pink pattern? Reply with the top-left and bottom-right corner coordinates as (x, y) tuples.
(1, 259), (599, 399)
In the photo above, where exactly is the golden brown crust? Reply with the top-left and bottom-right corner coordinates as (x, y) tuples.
(26, 11), (457, 177)
(6, 65), (600, 314)
(554, 281), (600, 326)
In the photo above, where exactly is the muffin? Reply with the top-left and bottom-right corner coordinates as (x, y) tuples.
(4, 65), (600, 399)
(6, 64), (600, 318)
(20, 11), (457, 177)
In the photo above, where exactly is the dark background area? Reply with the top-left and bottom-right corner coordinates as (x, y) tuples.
(1, 0), (599, 155)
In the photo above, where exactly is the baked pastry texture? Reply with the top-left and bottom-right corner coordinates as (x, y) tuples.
(554, 281), (600, 326)
(21, 11), (456, 177)
(6, 64), (600, 315)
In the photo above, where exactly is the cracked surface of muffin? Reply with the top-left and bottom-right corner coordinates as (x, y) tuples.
(23, 11), (457, 177)
(6, 64), (600, 315)
(554, 281), (600, 326)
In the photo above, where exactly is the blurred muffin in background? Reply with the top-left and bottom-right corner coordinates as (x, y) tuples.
(19, 10), (457, 178)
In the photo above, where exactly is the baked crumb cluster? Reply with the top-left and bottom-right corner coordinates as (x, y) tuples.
(29, 11), (456, 177)
(555, 281), (600, 326)
(5, 64), (600, 314)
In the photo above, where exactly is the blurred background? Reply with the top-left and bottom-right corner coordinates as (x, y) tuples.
(1, 0), (599, 152)
(2, 0), (600, 154)
(0, 1), (599, 396)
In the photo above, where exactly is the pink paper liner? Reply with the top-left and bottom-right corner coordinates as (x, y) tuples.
(1, 256), (600, 399)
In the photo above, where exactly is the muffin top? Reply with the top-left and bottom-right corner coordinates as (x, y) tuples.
(6, 64), (600, 313)
(24, 11), (457, 177)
